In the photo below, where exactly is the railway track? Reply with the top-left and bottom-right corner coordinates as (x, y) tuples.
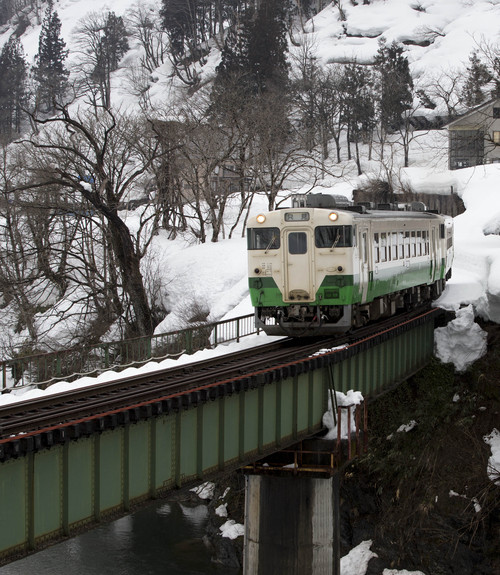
(0, 306), (444, 459)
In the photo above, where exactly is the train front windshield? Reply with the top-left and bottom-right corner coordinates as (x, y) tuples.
(247, 227), (281, 250)
(315, 225), (353, 248)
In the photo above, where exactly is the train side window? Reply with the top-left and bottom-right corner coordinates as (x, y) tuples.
(380, 232), (387, 262)
(440, 223), (445, 239)
(404, 232), (410, 258)
(247, 227), (281, 250)
(411, 231), (416, 257)
(288, 232), (307, 254)
(398, 232), (404, 259)
(314, 225), (353, 248)
(416, 231), (422, 256)
(391, 232), (398, 260)
(374, 233), (380, 263)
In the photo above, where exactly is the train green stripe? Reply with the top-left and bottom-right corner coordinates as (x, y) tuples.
(249, 259), (445, 308)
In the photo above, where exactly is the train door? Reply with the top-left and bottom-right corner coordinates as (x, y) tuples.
(430, 227), (438, 280)
(284, 230), (314, 301)
(359, 227), (369, 302)
(430, 225), (442, 280)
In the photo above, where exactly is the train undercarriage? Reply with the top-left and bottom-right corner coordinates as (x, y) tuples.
(255, 279), (447, 337)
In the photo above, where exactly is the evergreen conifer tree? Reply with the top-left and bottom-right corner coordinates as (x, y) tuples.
(462, 51), (491, 108)
(0, 37), (27, 140)
(374, 39), (413, 133)
(32, 5), (69, 113)
(90, 11), (129, 108)
(247, 0), (290, 95)
(101, 12), (129, 73)
(213, 0), (289, 99)
(160, 0), (196, 59)
(341, 62), (375, 172)
(211, 16), (252, 114)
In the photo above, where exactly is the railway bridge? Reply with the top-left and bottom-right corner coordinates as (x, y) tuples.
(0, 308), (444, 570)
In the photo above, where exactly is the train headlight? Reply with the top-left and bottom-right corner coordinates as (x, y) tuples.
(256, 214), (266, 224)
(328, 212), (339, 222)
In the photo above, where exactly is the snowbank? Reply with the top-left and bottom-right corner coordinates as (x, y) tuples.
(484, 429), (500, 486)
(434, 305), (487, 372)
(322, 390), (364, 440)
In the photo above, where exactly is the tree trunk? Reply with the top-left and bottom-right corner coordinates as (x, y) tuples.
(355, 140), (362, 175)
(107, 212), (154, 336)
(333, 134), (341, 163)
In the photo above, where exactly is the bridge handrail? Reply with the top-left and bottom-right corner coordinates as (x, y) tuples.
(0, 313), (258, 392)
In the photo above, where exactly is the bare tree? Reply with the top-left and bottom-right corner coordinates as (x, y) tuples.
(174, 116), (240, 243)
(147, 119), (189, 238)
(397, 105), (429, 168)
(1, 130), (133, 350)
(127, 2), (168, 72)
(13, 104), (164, 337)
(247, 89), (325, 210)
(419, 69), (463, 119)
(0, 190), (39, 342)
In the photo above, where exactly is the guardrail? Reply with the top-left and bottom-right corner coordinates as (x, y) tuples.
(0, 314), (258, 391)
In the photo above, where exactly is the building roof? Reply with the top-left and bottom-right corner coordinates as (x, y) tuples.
(445, 97), (500, 129)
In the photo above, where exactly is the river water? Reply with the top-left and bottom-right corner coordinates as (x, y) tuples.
(0, 498), (240, 575)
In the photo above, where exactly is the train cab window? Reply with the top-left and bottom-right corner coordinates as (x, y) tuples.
(288, 232), (307, 254)
(247, 227), (281, 250)
(315, 225), (353, 248)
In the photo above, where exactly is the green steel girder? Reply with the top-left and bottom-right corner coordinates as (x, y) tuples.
(0, 311), (437, 563)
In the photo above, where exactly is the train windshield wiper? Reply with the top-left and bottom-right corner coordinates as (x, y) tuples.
(265, 235), (277, 253)
(330, 231), (341, 251)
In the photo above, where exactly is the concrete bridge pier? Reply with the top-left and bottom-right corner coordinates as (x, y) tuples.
(243, 473), (340, 575)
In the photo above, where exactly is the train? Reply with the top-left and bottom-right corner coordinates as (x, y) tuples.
(247, 193), (453, 336)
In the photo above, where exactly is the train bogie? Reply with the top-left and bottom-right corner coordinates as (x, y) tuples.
(247, 194), (453, 336)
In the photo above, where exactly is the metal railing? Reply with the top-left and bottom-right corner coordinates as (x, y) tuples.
(244, 402), (368, 476)
(0, 314), (258, 391)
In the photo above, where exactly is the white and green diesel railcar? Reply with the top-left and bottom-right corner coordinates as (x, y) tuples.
(247, 194), (453, 336)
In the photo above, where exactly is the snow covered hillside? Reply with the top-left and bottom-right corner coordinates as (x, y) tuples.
(4, 0), (500, 111)
(0, 0), (500, 349)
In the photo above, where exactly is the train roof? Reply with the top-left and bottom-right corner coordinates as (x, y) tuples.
(286, 193), (446, 219)
(350, 209), (445, 220)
